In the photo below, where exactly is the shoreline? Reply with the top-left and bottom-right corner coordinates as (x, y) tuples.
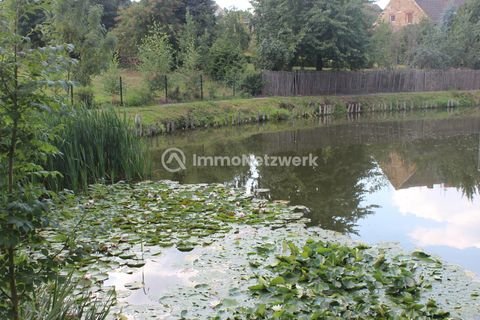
(118, 90), (480, 136)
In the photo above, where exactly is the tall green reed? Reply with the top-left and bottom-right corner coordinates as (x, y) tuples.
(47, 107), (151, 192)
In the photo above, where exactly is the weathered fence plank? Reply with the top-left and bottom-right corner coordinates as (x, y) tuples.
(262, 69), (480, 96)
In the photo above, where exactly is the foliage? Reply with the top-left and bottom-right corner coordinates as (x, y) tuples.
(125, 84), (153, 107)
(207, 36), (245, 82)
(0, 0), (74, 318)
(46, 107), (151, 192)
(239, 70), (263, 96)
(113, 0), (217, 62)
(256, 38), (293, 71)
(138, 23), (173, 93)
(75, 86), (95, 107)
(368, 22), (396, 68)
(447, 0), (480, 69)
(177, 11), (201, 71)
(252, 0), (370, 70)
(239, 239), (450, 318)
(20, 273), (114, 320)
(102, 54), (120, 96)
(91, 0), (130, 30)
(50, 0), (116, 85)
(217, 9), (252, 52)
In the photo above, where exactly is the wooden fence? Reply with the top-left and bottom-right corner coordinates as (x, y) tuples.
(262, 69), (480, 96)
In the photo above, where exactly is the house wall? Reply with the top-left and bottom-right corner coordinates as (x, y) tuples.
(379, 0), (427, 30)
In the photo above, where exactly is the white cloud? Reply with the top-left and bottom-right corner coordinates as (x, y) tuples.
(393, 186), (480, 249)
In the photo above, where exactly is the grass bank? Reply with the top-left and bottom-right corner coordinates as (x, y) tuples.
(119, 90), (480, 135)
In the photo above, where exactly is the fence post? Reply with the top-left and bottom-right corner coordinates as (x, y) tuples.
(119, 76), (124, 106)
(200, 74), (203, 100)
(164, 75), (168, 104)
(70, 84), (74, 105)
(233, 79), (236, 97)
(294, 70), (297, 96)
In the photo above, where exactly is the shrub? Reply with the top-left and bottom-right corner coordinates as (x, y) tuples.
(74, 86), (95, 107)
(126, 84), (153, 107)
(239, 71), (263, 96)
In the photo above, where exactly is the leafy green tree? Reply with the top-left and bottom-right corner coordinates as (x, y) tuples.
(217, 9), (252, 52)
(92, 0), (131, 30)
(251, 0), (302, 70)
(113, 0), (183, 62)
(447, 0), (480, 69)
(103, 53), (121, 96)
(177, 0), (217, 41)
(50, 0), (116, 85)
(177, 11), (201, 71)
(207, 36), (245, 82)
(256, 38), (293, 70)
(301, 0), (370, 70)
(252, 0), (370, 70)
(0, 0), (73, 318)
(410, 25), (452, 69)
(138, 23), (174, 92)
(368, 22), (396, 68)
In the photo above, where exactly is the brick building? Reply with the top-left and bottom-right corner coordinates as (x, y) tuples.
(379, 0), (465, 30)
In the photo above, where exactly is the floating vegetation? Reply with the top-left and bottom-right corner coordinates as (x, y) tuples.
(234, 240), (449, 319)
(22, 181), (479, 319)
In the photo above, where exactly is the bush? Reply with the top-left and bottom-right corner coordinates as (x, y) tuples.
(74, 86), (94, 107)
(239, 71), (263, 96)
(126, 85), (153, 107)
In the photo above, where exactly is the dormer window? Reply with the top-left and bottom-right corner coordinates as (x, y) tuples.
(390, 15), (396, 22)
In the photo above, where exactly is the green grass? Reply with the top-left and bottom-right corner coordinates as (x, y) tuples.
(115, 91), (480, 134)
(91, 69), (237, 107)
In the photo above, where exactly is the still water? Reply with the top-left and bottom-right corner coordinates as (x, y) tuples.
(149, 111), (480, 275)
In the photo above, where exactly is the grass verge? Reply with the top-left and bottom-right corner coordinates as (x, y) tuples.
(116, 91), (480, 135)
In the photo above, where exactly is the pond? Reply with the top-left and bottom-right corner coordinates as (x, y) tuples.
(149, 110), (480, 275)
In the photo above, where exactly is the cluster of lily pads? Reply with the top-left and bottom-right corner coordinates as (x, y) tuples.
(42, 181), (294, 284)
(227, 240), (450, 319)
(26, 180), (479, 319)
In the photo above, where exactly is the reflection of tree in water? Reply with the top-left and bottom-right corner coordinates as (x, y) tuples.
(259, 145), (384, 234)
(373, 135), (480, 200)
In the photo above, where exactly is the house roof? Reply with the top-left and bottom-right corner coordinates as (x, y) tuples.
(415, 0), (466, 23)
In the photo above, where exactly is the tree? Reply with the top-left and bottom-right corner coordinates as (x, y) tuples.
(369, 22), (396, 68)
(447, 0), (480, 69)
(0, 0), (73, 318)
(176, 0), (217, 40)
(138, 23), (174, 92)
(113, 0), (183, 62)
(92, 0), (131, 30)
(256, 38), (293, 70)
(207, 36), (245, 82)
(252, 0), (371, 71)
(177, 11), (201, 71)
(217, 9), (252, 52)
(50, 0), (116, 85)
(302, 0), (370, 70)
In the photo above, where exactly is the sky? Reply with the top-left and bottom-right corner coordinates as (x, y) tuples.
(216, 0), (390, 11)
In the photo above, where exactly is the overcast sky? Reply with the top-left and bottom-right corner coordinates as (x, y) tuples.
(216, 0), (390, 11)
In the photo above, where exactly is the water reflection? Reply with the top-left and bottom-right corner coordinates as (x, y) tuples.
(393, 186), (480, 250)
(150, 115), (480, 273)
